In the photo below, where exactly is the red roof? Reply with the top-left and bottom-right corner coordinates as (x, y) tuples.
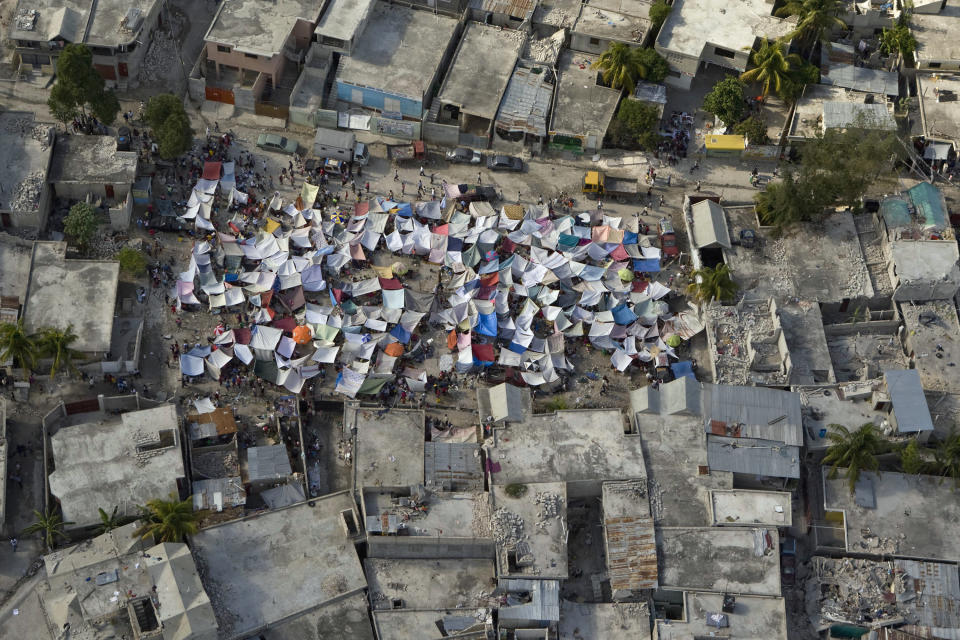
(202, 161), (222, 181)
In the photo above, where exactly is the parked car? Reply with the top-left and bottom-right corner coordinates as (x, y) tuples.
(117, 126), (131, 151)
(780, 537), (797, 588)
(486, 155), (523, 172)
(447, 147), (482, 164)
(257, 133), (298, 155)
(658, 218), (679, 257)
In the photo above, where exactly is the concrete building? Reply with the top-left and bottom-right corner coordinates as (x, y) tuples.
(261, 593), (375, 640)
(365, 557), (496, 611)
(657, 527), (782, 596)
(335, 4), (459, 118)
(485, 409), (647, 497)
(821, 468), (960, 561)
(491, 482), (568, 579)
(0, 400), (6, 533)
(477, 381), (532, 423)
(559, 600), (652, 640)
(48, 404), (185, 529)
(0, 112), (54, 230)
(9, 0), (163, 85)
(48, 134), (139, 231)
(22, 241), (120, 356)
(494, 63), (555, 147)
(887, 240), (960, 301)
(468, 0), (538, 27)
(12, 524), (217, 640)
(654, 592), (787, 639)
(917, 73), (960, 148)
(372, 608), (492, 640)
(788, 84), (894, 141)
(549, 50), (621, 153)
(191, 494), (366, 639)
(570, 0), (652, 55)
(912, 0), (960, 72)
(349, 405), (424, 492)
(199, 0), (322, 113)
(900, 300), (960, 395)
(436, 22), (525, 142)
(709, 489), (792, 528)
(602, 480), (658, 598)
(654, 0), (792, 90)
(314, 0), (377, 56)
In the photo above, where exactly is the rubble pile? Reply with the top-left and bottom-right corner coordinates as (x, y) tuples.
(705, 299), (787, 386)
(138, 12), (186, 86)
(813, 558), (915, 629)
(2, 116), (51, 150)
(192, 450), (240, 478)
(11, 171), (45, 212)
(534, 491), (562, 531)
(490, 508), (525, 547)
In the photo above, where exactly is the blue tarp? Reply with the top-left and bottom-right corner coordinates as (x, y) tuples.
(611, 303), (638, 325)
(622, 231), (639, 245)
(557, 234), (580, 250)
(447, 237), (464, 252)
(390, 325), (412, 344)
(394, 202), (413, 217)
(476, 313), (498, 337)
(671, 361), (696, 379)
(478, 259), (499, 274)
(508, 341), (527, 354)
(633, 258), (661, 273)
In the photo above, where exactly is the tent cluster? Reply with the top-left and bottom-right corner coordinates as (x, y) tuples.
(172, 169), (703, 397)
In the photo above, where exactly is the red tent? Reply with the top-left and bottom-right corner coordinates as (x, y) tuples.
(378, 277), (403, 290)
(202, 161), (223, 181)
(271, 317), (297, 332)
(473, 343), (495, 362)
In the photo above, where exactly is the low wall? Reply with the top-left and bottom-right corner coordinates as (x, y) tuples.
(366, 535), (494, 559)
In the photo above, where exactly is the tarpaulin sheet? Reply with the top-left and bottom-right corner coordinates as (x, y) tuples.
(633, 258), (661, 272)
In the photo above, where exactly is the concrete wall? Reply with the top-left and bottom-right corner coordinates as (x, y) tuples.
(52, 181), (132, 202)
(205, 43), (285, 82)
(468, 8), (530, 28)
(336, 82), (424, 118)
(2, 184), (52, 230)
(366, 535), (495, 559)
(570, 33), (642, 56)
(108, 192), (133, 231)
(423, 121), (461, 146)
(699, 41), (750, 73)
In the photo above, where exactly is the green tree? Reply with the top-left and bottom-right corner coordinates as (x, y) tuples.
(900, 439), (933, 475)
(632, 47), (670, 83)
(703, 76), (746, 126)
(801, 126), (901, 208)
(0, 320), (38, 375)
(116, 246), (147, 276)
(686, 264), (738, 303)
(754, 170), (833, 229)
(879, 23), (918, 58)
(145, 94), (194, 159)
(593, 42), (642, 93)
(649, 0), (672, 35)
(935, 429), (960, 488)
(733, 116), (769, 144)
(607, 100), (660, 150)
(133, 495), (202, 543)
(97, 506), (124, 534)
(23, 508), (74, 551)
(823, 422), (885, 494)
(740, 40), (804, 100)
(775, 0), (847, 58)
(36, 325), (82, 377)
(64, 201), (99, 248)
(46, 44), (120, 126)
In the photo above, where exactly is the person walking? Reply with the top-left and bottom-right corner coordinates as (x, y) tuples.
(477, 171), (482, 184)
(419, 166), (425, 176)
(696, 180), (702, 192)
(394, 170), (399, 182)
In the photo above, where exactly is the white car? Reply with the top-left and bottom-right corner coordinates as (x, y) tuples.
(446, 147), (482, 164)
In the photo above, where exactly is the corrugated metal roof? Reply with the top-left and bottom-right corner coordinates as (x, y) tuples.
(192, 477), (246, 510)
(690, 199), (732, 249)
(469, 0), (536, 19)
(634, 81), (667, 104)
(884, 369), (935, 433)
(894, 560), (960, 629)
(246, 444), (292, 481)
(707, 436), (801, 478)
(425, 441), (483, 489)
(906, 181), (948, 230)
(498, 579), (560, 623)
(495, 66), (553, 137)
(821, 62), (899, 95)
(603, 482), (658, 591)
(822, 101), (896, 131)
(702, 384), (803, 446)
(661, 375), (702, 415)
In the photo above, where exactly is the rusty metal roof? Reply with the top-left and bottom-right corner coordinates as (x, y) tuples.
(469, 0), (536, 19)
(603, 481), (658, 591)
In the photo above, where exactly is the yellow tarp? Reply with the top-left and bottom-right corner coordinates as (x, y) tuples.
(704, 134), (746, 151)
(263, 218), (281, 234)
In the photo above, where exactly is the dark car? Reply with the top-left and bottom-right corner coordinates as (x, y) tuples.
(446, 147), (482, 164)
(658, 218), (679, 257)
(486, 155), (523, 172)
(117, 126), (131, 151)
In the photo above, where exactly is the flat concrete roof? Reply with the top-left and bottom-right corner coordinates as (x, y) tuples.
(801, 385), (888, 450)
(551, 50), (621, 136)
(710, 490), (792, 527)
(657, 527), (781, 596)
(9, 0), (158, 46)
(913, 1), (960, 65)
(890, 241), (960, 293)
(655, 593), (787, 640)
(533, 0), (582, 28)
(315, 0), (375, 41)
(894, 301), (960, 393)
(657, 0), (791, 59)
(336, 4), (459, 102)
(823, 469), (960, 561)
(487, 409), (647, 486)
(85, 0), (158, 48)
(633, 411), (732, 527)
(350, 406), (424, 489)
(777, 299), (836, 385)
(205, 0), (320, 55)
(790, 84), (855, 139)
(491, 481), (568, 579)
(49, 404), (184, 528)
(574, 4), (650, 43)
(372, 609), (489, 640)
(22, 242), (120, 353)
(192, 493), (366, 638)
(363, 489), (486, 538)
(919, 73), (960, 143)
(724, 212), (874, 302)
(261, 592), (374, 640)
(48, 135), (138, 185)
(0, 112), (52, 215)
(365, 558), (495, 610)
(437, 22), (524, 120)
(0, 233), (34, 302)
(559, 600), (652, 640)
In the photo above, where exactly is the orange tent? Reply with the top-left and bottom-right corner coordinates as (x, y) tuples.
(292, 325), (313, 344)
(447, 329), (458, 350)
(383, 342), (405, 357)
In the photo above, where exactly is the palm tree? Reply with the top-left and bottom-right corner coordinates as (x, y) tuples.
(775, 0), (847, 59)
(97, 506), (124, 534)
(35, 325), (82, 377)
(823, 422), (885, 494)
(740, 41), (804, 100)
(934, 429), (960, 488)
(23, 508), (74, 551)
(133, 494), (201, 543)
(0, 320), (38, 375)
(593, 42), (641, 94)
(686, 264), (738, 304)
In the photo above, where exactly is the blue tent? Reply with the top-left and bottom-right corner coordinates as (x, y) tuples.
(611, 303), (638, 325)
(507, 341), (527, 354)
(390, 325), (412, 344)
(394, 202), (413, 217)
(476, 313), (498, 337)
(633, 258), (660, 273)
(557, 233), (580, 250)
(622, 231), (639, 245)
(671, 361), (696, 379)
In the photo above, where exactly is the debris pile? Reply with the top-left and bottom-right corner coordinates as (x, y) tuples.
(534, 491), (562, 531)
(11, 171), (45, 212)
(138, 11), (185, 87)
(2, 116), (51, 150)
(490, 508), (524, 547)
(705, 299), (788, 386)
